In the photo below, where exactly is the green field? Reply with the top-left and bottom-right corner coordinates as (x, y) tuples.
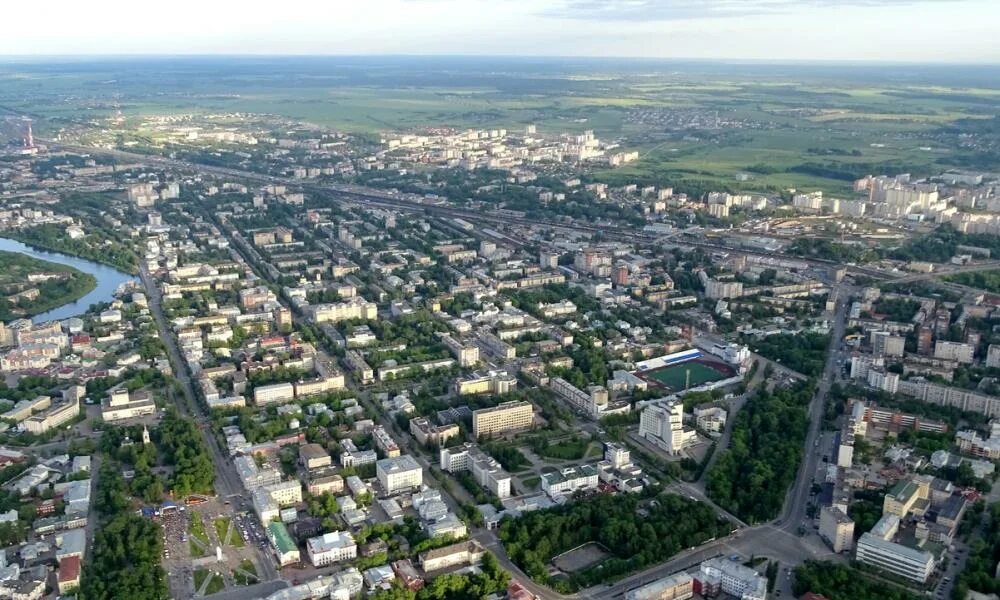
(646, 362), (728, 391)
(1, 58), (998, 196)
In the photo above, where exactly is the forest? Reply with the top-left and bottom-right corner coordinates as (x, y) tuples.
(746, 332), (829, 377)
(706, 382), (814, 523)
(79, 513), (170, 600)
(498, 492), (732, 591)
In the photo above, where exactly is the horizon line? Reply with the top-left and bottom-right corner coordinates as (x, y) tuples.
(0, 53), (998, 68)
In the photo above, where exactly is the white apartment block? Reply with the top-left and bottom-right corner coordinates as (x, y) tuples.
(253, 382), (296, 406)
(311, 298), (378, 324)
(638, 397), (695, 455)
(376, 455), (423, 495)
(548, 377), (608, 419)
(934, 341), (974, 364)
(439, 444), (512, 499)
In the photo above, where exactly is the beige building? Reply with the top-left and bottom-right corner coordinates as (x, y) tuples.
(819, 506), (855, 553)
(883, 478), (931, 518)
(472, 401), (533, 439)
(410, 417), (460, 447)
(299, 443), (332, 470)
(25, 396), (80, 434)
(101, 388), (156, 422)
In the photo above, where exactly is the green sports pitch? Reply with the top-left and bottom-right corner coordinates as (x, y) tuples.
(644, 361), (729, 391)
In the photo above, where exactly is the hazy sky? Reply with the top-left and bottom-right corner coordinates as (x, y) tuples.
(3, 0), (998, 62)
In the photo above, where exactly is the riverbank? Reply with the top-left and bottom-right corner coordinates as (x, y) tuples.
(0, 238), (135, 323)
(3, 224), (139, 275)
(0, 250), (97, 321)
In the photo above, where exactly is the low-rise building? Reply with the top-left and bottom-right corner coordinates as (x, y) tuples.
(418, 540), (485, 573)
(307, 530), (358, 566)
(541, 464), (599, 498)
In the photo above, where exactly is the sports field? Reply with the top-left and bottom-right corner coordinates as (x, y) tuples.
(644, 361), (730, 392)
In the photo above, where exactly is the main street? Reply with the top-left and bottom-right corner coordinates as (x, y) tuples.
(139, 263), (282, 585)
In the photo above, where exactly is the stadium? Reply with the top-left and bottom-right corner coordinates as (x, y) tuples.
(633, 349), (738, 394)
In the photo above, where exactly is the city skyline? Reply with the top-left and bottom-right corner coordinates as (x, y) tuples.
(2, 0), (999, 63)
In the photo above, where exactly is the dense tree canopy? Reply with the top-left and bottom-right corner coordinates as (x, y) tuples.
(706, 382), (814, 523)
(747, 333), (829, 377)
(79, 514), (170, 600)
(793, 560), (921, 600)
(499, 493), (732, 591)
(157, 409), (215, 498)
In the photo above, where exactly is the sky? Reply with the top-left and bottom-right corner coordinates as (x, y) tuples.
(2, 0), (998, 63)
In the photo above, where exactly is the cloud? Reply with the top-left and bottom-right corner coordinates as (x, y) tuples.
(543, 0), (962, 21)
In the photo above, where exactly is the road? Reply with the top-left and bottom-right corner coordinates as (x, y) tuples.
(775, 285), (852, 536)
(138, 263), (281, 585)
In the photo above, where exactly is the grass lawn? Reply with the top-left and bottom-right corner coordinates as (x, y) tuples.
(585, 443), (604, 458)
(205, 574), (226, 595)
(190, 540), (206, 558)
(213, 518), (231, 545)
(189, 512), (210, 546)
(230, 527), (246, 548)
(233, 559), (258, 586)
(522, 476), (541, 490)
(193, 568), (209, 590)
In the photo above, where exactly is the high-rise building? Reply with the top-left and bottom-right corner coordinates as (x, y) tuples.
(638, 398), (694, 455)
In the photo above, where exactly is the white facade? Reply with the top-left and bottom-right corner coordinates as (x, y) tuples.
(307, 531), (357, 567)
(638, 398), (693, 454)
(376, 455), (423, 495)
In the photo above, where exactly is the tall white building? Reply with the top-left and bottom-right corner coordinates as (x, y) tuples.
(638, 398), (694, 455)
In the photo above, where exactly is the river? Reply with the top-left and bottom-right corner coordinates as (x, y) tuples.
(0, 237), (136, 324)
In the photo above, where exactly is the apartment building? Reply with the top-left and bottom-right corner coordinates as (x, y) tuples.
(373, 425), (401, 458)
(625, 573), (693, 600)
(409, 417), (460, 447)
(311, 298), (378, 323)
(439, 444), (512, 499)
(819, 506), (855, 553)
(549, 377), (608, 419)
(638, 397), (695, 455)
(933, 341), (974, 364)
(471, 401), (533, 438)
(253, 382), (296, 406)
(376, 455), (423, 495)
